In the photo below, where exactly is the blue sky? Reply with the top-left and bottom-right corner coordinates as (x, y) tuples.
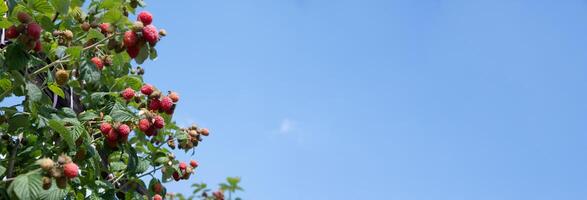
(140, 0), (587, 199)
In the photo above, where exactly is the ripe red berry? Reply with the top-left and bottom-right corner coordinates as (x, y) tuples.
(153, 182), (163, 193)
(168, 91), (179, 103)
(137, 11), (153, 25)
(121, 87), (135, 101)
(91, 57), (104, 70)
(34, 40), (42, 52)
(145, 126), (158, 137)
(190, 160), (198, 168)
(106, 129), (118, 142)
(141, 84), (154, 95)
(17, 12), (32, 24)
(27, 23), (42, 40)
(123, 30), (138, 47)
(63, 163), (79, 178)
(138, 118), (151, 132)
(142, 25), (159, 45)
(6, 26), (20, 39)
(153, 194), (162, 200)
(99, 23), (111, 34)
(148, 99), (161, 111)
(160, 96), (173, 111)
(172, 171), (180, 181)
(117, 124), (131, 138)
(100, 122), (112, 134)
(153, 115), (165, 129)
(126, 45), (140, 58)
(179, 162), (187, 170)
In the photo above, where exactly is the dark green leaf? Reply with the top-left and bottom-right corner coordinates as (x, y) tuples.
(50, 0), (70, 14)
(5, 43), (29, 71)
(7, 170), (43, 200)
(47, 84), (64, 98)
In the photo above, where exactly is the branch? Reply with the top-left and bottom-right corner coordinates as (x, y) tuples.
(138, 166), (163, 178)
(6, 133), (22, 178)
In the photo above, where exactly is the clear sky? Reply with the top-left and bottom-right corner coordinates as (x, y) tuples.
(141, 0), (587, 199)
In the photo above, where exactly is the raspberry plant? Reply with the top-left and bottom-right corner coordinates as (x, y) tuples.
(0, 0), (231, 199)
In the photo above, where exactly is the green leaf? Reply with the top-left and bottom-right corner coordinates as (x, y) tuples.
(0, 78), (13, 91)
(110, 102), (135, 122)
(38, 180), (67, 200)
(66, 46), (83, 62)
(48, 84), (64, 98)
(86, 29), (105, 41)
(48, 119), (75, 150)
(0, 0), (8, 13)
(0, 166), (6, 177)
(26, 83), (42, 102)
(8, 113), (30, 132)
(149, 47), (157, 60)
(50, 0), (70, 14)
(78, 111), (99, 121)
(28, 0), (55, 15)
(111, 75), (142, 91)
(100, 0), (121, 9)
(7, 170), (43, 200)
(0, 20), (12, 29)
(102, 9), (122, 24)
(135, 45), (149, 64)
(5, 43), (29, 71)
(110, 161), (126, 171)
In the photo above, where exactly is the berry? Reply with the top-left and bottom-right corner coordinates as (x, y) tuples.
(121, 87), (135, 101)
(172, 171), (180, 181)
(138, 118), (151, 132)
(100, 122), (112, 134)
(199, 128), (209, 136)
(57, 154), (72, 165)
(55, 69), (69, 86)
(127, 45), (140, 58)
(99, 23), (111, 34)
(137, 11), (153, 25)
(6, 26), (20, 39)
(153, 194), (162, 200)
(190, 160), (198, 168)
(132, 21), (144, 32)
(153, 182), (163, 194)
(159, 29), (167, 36)
(148, 99), (161, 111)
(141, 84), (154, 95)
(117, 124), (131, 139)
(63, 30), (73, 40)
(123, 30), (138, 47)
(81, 22), (91, 32)
(63, 163), (79, 178)
(42, 176), (52, 190)
(168, 91), (179, 103)
(160, 96), (173, 111)
(106, 129), (118, 142)
(38, 158), (55, 171)
(145, 126), (158, 137)
(56, 177), (67, 189)
(34, 40), (42, 52)
(17, 12), (32, 24)
(179, 162), (187, 170)
(91, 57), (104, 70)
(27, 23), (42, 40)
(153, 115), (165, 129)
(142, 25), (158, 45)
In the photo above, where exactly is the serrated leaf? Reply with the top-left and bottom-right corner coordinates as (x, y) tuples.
(26, 83), (42, 102)
(28, 0), (55, 15)
(38, 180), (67, 200)
(5, 43), (29, 70)
(111, 75), (142, 91)
(102, 9), (122, 24)
(0, 166), (5, 177)
(0, 20), (12, 28)
(66, 46), (82, 62)
(48, 84), (64, 98)
(86, 29), (105, 41)
(110, 161), (126, 171)
(50, 0), (70, 14)
(48, 119), (75, 150)
(135, 44), (149, 64)
(0, 78), (12, 91)
(8, 113), (30, 132)
(7, 170), (43, 200)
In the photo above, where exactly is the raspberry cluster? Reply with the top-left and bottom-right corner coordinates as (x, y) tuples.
(6, 12), (43, 52)
(37, 155), (79, 190)
(170, 160), (199, 181)
(122, 11), (166, 58)
(100, 122), (131, 148)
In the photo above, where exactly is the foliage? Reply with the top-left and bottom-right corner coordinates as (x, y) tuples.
(0, 0), (234, 199)
(171, 177), (243, 200)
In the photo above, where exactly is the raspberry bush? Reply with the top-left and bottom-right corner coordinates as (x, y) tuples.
(0, 0), (234, 199)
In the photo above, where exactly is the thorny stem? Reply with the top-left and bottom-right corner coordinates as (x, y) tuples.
(138, 166), (163, 178)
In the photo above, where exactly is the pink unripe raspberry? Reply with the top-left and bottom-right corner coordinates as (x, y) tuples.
(168, 91), (179, 103)
(138, 118), (151, 132)
(179, 162), (187, 170)
(100, 122), (112, 134)
(91, 57), (104, 70)
(117, 124), (131, 139)
(190, 160), (198, 168)
(123, 30), (138, 47)
(153, 115), (165, 129)
(160, 96), (173, 111)
(121, 87), (135, 101)
(142, 25), (158, 45)
(27, 23), (42, 40)
(63, 163), (79, 178)
(99, 23), (111, 34)
(137, 11), (153, 25)
(153, 194), (162, 200)
(141, 84), (154, 95)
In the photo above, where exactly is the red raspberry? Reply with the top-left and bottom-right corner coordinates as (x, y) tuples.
(148, 99), (160, 111)
(127, 45), (140, 58)
(34, 40), (42, 52)
(153, 182), (163, 194)
(142, 25), (158, 45)
(27, 23), (42, 40)
(179, 162), (187, 170)
(138, 118), (151, 132)
(145, 126), (158, 137)
(172, 171), (180, 181)
(117, 124), (131, 139)
(199, 128), (209, 136)
(63, 163), (79, 178)
(165, 106), (175, 115)
(91, 57), (104, 70)
(190, 160), (198, 168)
(137, 11), (153, 25)
(106, 129), (118, 142)
(141, 84), (154, 95)
(121, 87), (135, 101)
(160, 96), (173, 112)
(106, 139), (118, 148)
(100, 122), (112, 134)
(153, 194), (162, 200)
(123, 30), (138, 47)
(17, 12), (32, 24)
(153, 115), (165, 129)
(6, 26), (20, 39)
(168, 91), (179, 103)
(99, 23), (111, 34)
